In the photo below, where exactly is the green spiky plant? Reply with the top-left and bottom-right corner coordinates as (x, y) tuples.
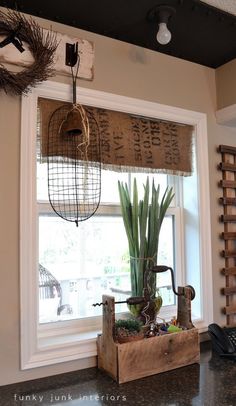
(115, 319), (143, 332)
(118, 177), (174, 317)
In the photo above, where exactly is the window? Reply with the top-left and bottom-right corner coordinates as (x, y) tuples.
(37, 166), (176, 323)
(20, 81), (213, 369)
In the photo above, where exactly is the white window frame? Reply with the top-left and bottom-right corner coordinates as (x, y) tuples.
(20, 80), (213, 369)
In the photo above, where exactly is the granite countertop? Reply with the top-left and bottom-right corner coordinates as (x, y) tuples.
(1, 342), (236, 406)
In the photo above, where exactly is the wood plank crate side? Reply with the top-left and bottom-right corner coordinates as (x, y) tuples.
(117, 328), (199, 383)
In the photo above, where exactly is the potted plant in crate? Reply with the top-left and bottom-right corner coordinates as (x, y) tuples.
(114, 318), (144, 343)
(118, 177), (174, 322)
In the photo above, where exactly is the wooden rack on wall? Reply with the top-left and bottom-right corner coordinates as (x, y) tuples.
(218, 144), (236, 325)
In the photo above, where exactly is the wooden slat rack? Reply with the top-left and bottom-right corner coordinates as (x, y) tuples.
(218, 145), (236, 325)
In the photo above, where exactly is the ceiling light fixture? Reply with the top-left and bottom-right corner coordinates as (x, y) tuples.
(148, 5), (176, 46)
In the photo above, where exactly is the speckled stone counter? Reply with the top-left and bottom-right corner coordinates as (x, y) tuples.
(1, 342), (236, 405)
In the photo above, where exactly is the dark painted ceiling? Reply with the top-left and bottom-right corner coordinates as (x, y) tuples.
(1, 0), (236, 68)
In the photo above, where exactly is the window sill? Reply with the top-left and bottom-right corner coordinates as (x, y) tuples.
(23, 309), (207, 371)
(23, 329), (100, 370)
(39, 329), (101, 350)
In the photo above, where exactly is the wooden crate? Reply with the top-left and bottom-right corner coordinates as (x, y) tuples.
(97, 295), (200, 384)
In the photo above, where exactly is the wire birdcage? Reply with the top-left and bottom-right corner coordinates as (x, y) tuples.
(47, 103), (101, 226)
(39, 263), (62, 300)
(47, 44), (101, 226)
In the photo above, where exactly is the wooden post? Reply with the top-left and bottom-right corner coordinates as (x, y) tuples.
(97, 295), (117, 380)
(176, 286), (194, 329)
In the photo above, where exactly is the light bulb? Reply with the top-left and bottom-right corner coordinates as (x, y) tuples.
(156, 22), (171, 45)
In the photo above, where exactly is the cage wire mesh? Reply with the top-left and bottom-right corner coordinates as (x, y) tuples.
(39, 263), (62, 300)
(47, 103), (101, 226)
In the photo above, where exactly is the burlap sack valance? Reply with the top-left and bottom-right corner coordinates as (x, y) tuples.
(39, 97), (193, 176)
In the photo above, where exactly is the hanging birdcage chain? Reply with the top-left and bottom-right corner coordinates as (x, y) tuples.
(70, 52), (90, 156)
(70, 51), (80, 106)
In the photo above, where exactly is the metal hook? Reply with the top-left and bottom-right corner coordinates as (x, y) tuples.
(0, 23), (25, 53)
(65, 42), (80, 105)
(65, 42), (78, 67)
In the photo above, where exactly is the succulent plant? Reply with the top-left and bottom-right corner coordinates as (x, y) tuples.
(115, 318), (143, 333)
